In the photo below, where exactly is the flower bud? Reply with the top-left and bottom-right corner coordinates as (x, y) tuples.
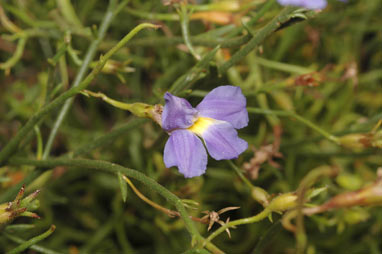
(371, 129), (382, 148)
(339, 121), (382, 149)
(0, 206), (27, 225)
(0, 186), (40, 226)
(268, 193), (298, 212)
(338, 133), (371, 149)
(251, 187), (270, 206)
(323, 180), (382, 209)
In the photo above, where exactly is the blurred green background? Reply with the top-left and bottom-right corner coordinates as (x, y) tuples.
(0, 0), (381, 253)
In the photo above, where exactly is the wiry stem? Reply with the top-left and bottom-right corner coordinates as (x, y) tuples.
(205, 208), (272, 244)
(0, 23), (159, 166)
(247, 108), (340, 144)
(6, 225), (56, 254)
(7, 157), (223, 253)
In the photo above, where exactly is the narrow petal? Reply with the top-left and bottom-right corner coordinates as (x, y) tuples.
(200, 120), (248, 160)
(162, 92), (198, 132)
(196, 86), (248, 129)
(163, 129), (207, 178)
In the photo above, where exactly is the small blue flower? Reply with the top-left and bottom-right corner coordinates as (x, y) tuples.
(162, 86), (248, 178)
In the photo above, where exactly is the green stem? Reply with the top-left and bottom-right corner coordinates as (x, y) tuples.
(228, 160), (254, 189)
(0, 119), (146, 203)
(253, 56), (313, 74)
(81, 90), (152, 115)
(128, 34), (249, 48)
(128, 8), (317, 49)
(114, 0), (131, 17)
(180, 3), (200, 60)
(247, 107), (340, 144)
(0, 23), (158, 166)
(1, 3), (55, 28)
(3, 232), (63, 254)
(72, 118), (147, 157)
(218, 7), (296, 75)
(169, 46), (220, 94)
(248, 53), (280, 126)
(8, 157), (202, 240)
(294, 166), (337, 254)
(56, 0), (84, 28)
(6, 225), (56, 254)
(205, 208), (271, 244)
(42, 0), (119, 160)
(79, 218), (114, 254)
(33, 126), (43, 160)
(0, 36), (27, 71)
(228, 160), (270, 207)
(228, 0), (276, 38)
(125, 7), (179, 21)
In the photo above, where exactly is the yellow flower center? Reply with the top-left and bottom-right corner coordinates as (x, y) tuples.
(187, 117), (216, 136)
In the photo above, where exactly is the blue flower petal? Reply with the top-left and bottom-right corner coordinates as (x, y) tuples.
(163, 129), (207, 178)
(200, 120), (248, 160)
(162, 92), (198, 132)
(277, 0), (327, 9)
(196, 86), (248, 129)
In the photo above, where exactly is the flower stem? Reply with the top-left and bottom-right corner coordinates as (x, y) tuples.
(228, 160), (254, 189)
(122, 175), (179, 217)
(205, 208), (272, 244)
(179, 3), (201, 60)
(247, 107), (340, 144)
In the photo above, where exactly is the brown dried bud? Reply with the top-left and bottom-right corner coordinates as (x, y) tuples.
(305, 179), (382, 215)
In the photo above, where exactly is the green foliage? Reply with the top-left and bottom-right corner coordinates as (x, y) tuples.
(0, 0), (381, 253)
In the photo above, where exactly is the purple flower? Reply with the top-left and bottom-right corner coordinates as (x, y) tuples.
(277, 0), (328, 9)
(162, 86), (248, 178)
